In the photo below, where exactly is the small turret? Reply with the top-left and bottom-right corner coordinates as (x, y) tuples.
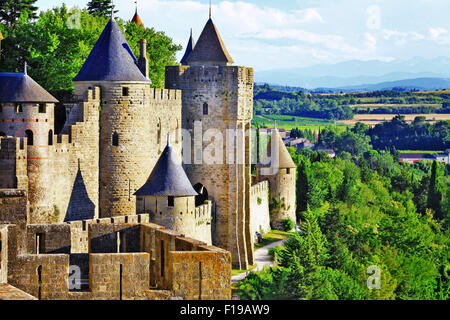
(135, 135), (212, 242)
(180, 29), (195, 65)
(257, 128), (297, 231)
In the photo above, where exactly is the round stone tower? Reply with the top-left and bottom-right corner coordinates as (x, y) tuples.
(0, 70), (58, 221)
(257, 128), (297, 230)
(135, 136), (204, 241)
(73, 15), (152, 218)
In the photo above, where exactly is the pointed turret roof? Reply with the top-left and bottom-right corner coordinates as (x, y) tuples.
(0, 73), (58, 103)
(134, 138), (198, 197)
(131, 9), (144, 28)
(258, 128), (297, 171)
(180, 29), (195, 65)
(186, 18), (233, 65)
(73, 17), (149, 82)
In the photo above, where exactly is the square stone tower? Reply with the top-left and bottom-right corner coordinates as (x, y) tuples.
(166, 18), (254, 269)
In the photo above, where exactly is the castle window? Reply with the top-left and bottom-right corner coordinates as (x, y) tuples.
(25, 130), (34, 146)
(122, 87), (129, 97)
(0, 104), (2, 113)
(203, 102), (208, 115)
(16, 103), (23, 114)
(287, 168), (290, 175)
(0, 132), (5, 137)
(168, 196), (174, 207)
(38, 104), (46, 113)
(112, 132), (119, 146)
(48, 130), (53, 146)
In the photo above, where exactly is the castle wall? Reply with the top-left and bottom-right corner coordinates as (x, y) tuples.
(0, 137), (28, 190)
(0, 190), (28, 254)
(259, 167), (297, 230)
(73, 83), (182, 219)
(137, 196), (212, 245)
(0, 226), (7, 283)
(0, 88), (100, 225)
(250, 181), (271, 238)
(165, 65), (254, 269)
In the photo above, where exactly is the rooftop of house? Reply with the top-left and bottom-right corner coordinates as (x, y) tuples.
(185, 18), (234, 65)
(134, 137), (198, 197)
(73, 16), (149, 82)
(0, 72), (58, 103)
(399, 153), (436, 160)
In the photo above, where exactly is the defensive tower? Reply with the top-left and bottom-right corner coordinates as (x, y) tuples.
(166, 17), (254, 268)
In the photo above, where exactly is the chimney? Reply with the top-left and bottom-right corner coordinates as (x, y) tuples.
(138, 39), (149, 79)
(0, 30), (3, 58)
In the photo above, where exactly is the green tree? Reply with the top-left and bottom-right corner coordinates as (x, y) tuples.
(0, 0), (38, 28)
(427, 161), (443, 219)
(87, 0), (117, 17)
(124, 21), (181, 88)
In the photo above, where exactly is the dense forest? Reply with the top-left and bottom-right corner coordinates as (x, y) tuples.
(0, 1), (181, 99)
(317, 116), (450, 152)
(254, 84), (450, 119)
(238, 147), (450, 300)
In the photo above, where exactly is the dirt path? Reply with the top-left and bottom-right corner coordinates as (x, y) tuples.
(231, 240), (285, 283)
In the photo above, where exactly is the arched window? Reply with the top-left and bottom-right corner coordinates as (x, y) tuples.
(203, 102), (208, 115)
(25, 130), (34, 146)
(48, 130), (53, 146)
(16, 104), (23, 114)
(112, 132), (119, 146)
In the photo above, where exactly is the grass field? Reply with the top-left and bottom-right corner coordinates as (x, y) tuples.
(253, 115), (349, 132)
(398, 150), (443, 154)
(350, 104), (442, 109)
(338, 113), (450, 126)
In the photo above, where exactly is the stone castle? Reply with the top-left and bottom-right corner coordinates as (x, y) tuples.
(0, 10), (297, 300)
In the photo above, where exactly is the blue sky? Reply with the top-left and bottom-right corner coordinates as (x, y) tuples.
(35, 0), (450, 71)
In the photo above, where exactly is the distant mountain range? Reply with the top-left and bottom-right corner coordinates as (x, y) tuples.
(255, 56), (450, 92)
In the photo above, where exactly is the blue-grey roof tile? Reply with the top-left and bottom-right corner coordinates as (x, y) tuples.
(73, 17), (149, 82)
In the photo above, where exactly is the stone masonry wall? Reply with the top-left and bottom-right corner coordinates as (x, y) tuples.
(72, 81), (182, 219)
(165, 65), (254, 269)
(260, 168), (297, 230)
(250, 181), (271, 239)
(0, 137), (28, 190)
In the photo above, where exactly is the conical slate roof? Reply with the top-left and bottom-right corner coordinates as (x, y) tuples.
(180, 29), (195, 65)
(258, 128), (297, 170)
(73, 17), (149, 82)
(186, 18), (233, 65)
(134, 139), (198, 197)
(0, 73), (58, 103)
(131, 10), (144, 28)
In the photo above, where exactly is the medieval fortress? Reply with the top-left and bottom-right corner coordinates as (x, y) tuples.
(0, 10), (296, 300)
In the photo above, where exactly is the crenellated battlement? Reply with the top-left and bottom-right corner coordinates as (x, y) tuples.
(0, 217), (231, 300)
(149, 88), (181, 101)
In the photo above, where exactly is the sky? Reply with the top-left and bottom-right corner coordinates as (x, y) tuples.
(35, 0), (450, 71)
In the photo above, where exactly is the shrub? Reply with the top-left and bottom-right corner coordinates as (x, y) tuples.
(282, 218), (295, 232)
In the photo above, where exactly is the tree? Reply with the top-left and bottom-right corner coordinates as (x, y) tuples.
(125, 21), (181, 88)
(87, 0), (117, 17)
(0, 0), (38, 28)
(334, 132), (372, 157)
(427, 161), (443, 219)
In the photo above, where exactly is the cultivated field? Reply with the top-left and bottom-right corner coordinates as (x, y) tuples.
(338, 113), (450, 126)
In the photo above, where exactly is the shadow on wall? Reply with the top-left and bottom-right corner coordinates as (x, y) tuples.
(64, 167), (95, 222)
